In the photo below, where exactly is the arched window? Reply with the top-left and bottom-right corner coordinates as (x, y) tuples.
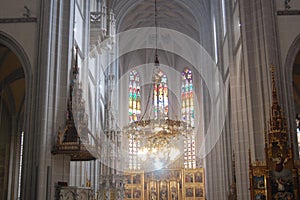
(181, 68), (194, 126)
(128, 70), (141, 169)
(296, 114), (300, 157)
(181, 68), (196, 169)
(153, 70), (168, 119)
(18, 131), (24, 199)
(129, 70), (141, 123)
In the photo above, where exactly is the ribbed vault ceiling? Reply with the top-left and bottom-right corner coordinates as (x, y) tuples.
(111, 0), (213, 73)
(116, 0), (201, 42)
(0, 44), (25, 118)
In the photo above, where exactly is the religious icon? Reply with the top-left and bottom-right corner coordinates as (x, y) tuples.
(125, 189), (132, 198)
(195, 172), (203, 183)
(185, 188), (193, 197)
(271, 152), (288, 172)
(125, 175), (131, 184)
(195, 187), (203, 197)
(171, 186), (178, 200)
(270, 169), (294, 199)
(150, 187), (157, 200)
(133, 188), (141, 198)
(160, 185), (168, 200)
(185, 173), (194, 183)
(253, 176), (265, 189)
(133, 174), (141, 184)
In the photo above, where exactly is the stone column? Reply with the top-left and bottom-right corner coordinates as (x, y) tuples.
(22, 0), (75, 199)
(229, 0), (280, 199)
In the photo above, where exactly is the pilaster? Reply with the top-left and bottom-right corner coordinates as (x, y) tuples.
(229, 0), (281, 199)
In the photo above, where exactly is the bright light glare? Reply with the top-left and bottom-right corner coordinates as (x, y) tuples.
(170, 147), (180, 161)
(154, 158), (163, 169)
(138, 147), (148, 155)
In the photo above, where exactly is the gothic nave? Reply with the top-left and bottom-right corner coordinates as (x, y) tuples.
(1, 0), (300, 200)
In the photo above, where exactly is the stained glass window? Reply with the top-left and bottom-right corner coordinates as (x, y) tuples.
(181, 68), (196, 169)
(296, 114), (300, 157)
(129, 70), (141, 123)
(128, 70), (141, 169)
(153, 70), (168, 119)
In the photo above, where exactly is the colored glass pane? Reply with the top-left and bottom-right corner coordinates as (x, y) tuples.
(128, 70), (141, 169)
(182, 68), (196, 169)
(153, 71), (168, 119)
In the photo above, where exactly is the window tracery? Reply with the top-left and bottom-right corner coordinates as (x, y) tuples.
(128, 70), (141, 169)
(181, 68), (196, 169)
(153, 70), (168, 119)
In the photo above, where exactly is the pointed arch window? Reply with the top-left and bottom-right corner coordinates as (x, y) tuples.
(181, 68), (196, 169)
(128, 70), (141, 169)
(129, 70), (141, 123)
(18, 131), (24, 199)
(296, 114), (300, 157)
(153, 70), (168, 119)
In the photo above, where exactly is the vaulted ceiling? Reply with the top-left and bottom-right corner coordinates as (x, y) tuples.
(0, 44), (25, 120)
(111, 0), (214, 74)
(112, 0), (212, 43)
(293, 51), (300, 113)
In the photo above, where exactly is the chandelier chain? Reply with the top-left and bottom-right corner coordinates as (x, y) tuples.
(155, 0), (158, 57)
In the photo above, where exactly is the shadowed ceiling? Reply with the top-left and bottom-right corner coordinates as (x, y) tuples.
(112, 0), (213, 75)
(293, 50), (300, 114)
(0, 43), (25, 120)
(116, 0), (201, 42)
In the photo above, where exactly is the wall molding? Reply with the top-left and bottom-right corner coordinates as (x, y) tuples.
(0, 17), (37, 23)
(277, 10), (300, 16)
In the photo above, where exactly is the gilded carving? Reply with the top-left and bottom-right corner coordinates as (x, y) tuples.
(124, 168), (205, 200)
(249, 65), (299, 199)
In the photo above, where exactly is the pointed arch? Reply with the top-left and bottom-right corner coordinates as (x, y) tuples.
(284, 33), (300, 159)
(0, 31), (33, 200)
(129, 70), (141, 123)
(153, 70), (168, 119)
(181, 68), (196, 169)
(128, 69), (141, 169)
(181, 68), (194, 126)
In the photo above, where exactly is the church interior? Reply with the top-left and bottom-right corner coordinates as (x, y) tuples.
(1, 0), (300, 199)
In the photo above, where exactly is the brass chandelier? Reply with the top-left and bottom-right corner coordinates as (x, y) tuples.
(124, 116), (193, 153)
(123, 0), (194, 166)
